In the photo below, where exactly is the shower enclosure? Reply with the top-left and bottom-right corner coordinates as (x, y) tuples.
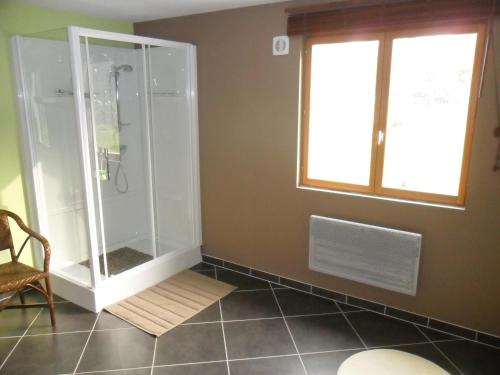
(11, 27), (201, 311)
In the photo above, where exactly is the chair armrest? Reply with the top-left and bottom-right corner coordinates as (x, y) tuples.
(2, 210), (51, 273)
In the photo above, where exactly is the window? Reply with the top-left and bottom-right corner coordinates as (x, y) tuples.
(300, 25), (485, 205)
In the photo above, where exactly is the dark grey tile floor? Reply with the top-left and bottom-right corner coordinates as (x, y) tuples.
(1, 264), (499, 374)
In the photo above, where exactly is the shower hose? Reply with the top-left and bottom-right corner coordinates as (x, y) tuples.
(114, 161), (129, 194)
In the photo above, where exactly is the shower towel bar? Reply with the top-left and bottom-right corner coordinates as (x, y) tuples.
(55, 89), (90, 98)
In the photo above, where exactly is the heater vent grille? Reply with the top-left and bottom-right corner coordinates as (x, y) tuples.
(309, 215), (421, 295)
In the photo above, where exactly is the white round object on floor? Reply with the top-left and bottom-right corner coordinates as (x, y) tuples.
(338, 349), (449, 375)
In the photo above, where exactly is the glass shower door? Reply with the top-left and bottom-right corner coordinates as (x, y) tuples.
(148, 44), (200, 256)
(12, 32), (94, 287)
(81, 36), (157, 279)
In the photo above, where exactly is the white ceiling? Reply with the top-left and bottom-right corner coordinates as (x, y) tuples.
(14, 0), (290, 22)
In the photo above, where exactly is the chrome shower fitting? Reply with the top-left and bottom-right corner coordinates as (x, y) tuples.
(108, 64), (133, 194)
(112, 64), (133, 130)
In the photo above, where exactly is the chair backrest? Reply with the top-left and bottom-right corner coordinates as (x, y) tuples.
(0, 210), (14, 251)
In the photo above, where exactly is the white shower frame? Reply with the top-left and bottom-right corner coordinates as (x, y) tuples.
(11, 26), (202, 312)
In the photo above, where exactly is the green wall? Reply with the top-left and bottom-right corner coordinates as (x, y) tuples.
(0, 2), (133, 264)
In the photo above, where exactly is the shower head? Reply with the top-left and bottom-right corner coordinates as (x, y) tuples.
(114, 64), (133, 73)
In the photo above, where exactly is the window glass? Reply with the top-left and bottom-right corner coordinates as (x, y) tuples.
(301, 26), (483, 205)
(307, 40), (379, 186)
(382, 33), (478, 196)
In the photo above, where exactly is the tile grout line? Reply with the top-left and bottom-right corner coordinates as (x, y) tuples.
(0, 326), (142, 341)
(155, 360), (226, 368)
(10, 268), (495, 373)
(300, 348), (362, 357)
(150, 337), (158, 375)
(183, 317), (282, 326)
(203, 259), (500, 349)
(345, 309), (459, 334)
(0, 335), (23, 339)
(152, 360), (226, 370)
(443, 334), (500, 351)
(204, 261), (500, 352)
(181, 312), (500, 350)
(370, 338), (464, 349)
(74, 366), (152, 374)
(215, 265), (293, 292)
(20, 326), (136, 338)
(219, 302), (232, 375)
(215, 267), (231, 375)
(177, 322), (464, 345)
(208, 263), (372, 312)
(282, 311), (352, 319)
(2, 305), (433, 339)
(228, 353), (300, 363)
(334, 301), (368, 349)
(76, 338), (471, 374)
(269, 282), (309, 375)
(342, 308), (500, 350)
(180, 311), (354, 326)
(233, 287), (288, 293)
(72, 310), (102, 375)
(212, 262), (367, 312)
(0, 307), (43, 371)
(0, 299), (70, 306)
(414, 324), (464, 375)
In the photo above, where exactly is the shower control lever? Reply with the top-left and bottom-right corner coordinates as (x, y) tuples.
(97, 147), (110, 181)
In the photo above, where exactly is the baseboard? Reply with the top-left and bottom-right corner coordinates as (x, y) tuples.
(201, 253), (500, 350)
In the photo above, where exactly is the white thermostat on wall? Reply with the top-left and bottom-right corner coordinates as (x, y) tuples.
(273, 36), (289, 55)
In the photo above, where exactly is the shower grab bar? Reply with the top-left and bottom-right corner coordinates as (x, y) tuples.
(55, 89), (90, 98)
(152, 90), (183, 97)
(56, 88), (182, 98)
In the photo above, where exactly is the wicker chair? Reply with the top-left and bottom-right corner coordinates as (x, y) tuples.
(0, 209), (55, 326)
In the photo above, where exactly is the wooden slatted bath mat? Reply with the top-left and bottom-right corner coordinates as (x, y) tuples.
(105, 270), (235, 336)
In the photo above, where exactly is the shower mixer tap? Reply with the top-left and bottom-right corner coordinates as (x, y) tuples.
(97, 147), (110, 181)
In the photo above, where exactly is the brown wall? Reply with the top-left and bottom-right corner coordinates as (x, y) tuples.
(135, 1), (500, 335)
